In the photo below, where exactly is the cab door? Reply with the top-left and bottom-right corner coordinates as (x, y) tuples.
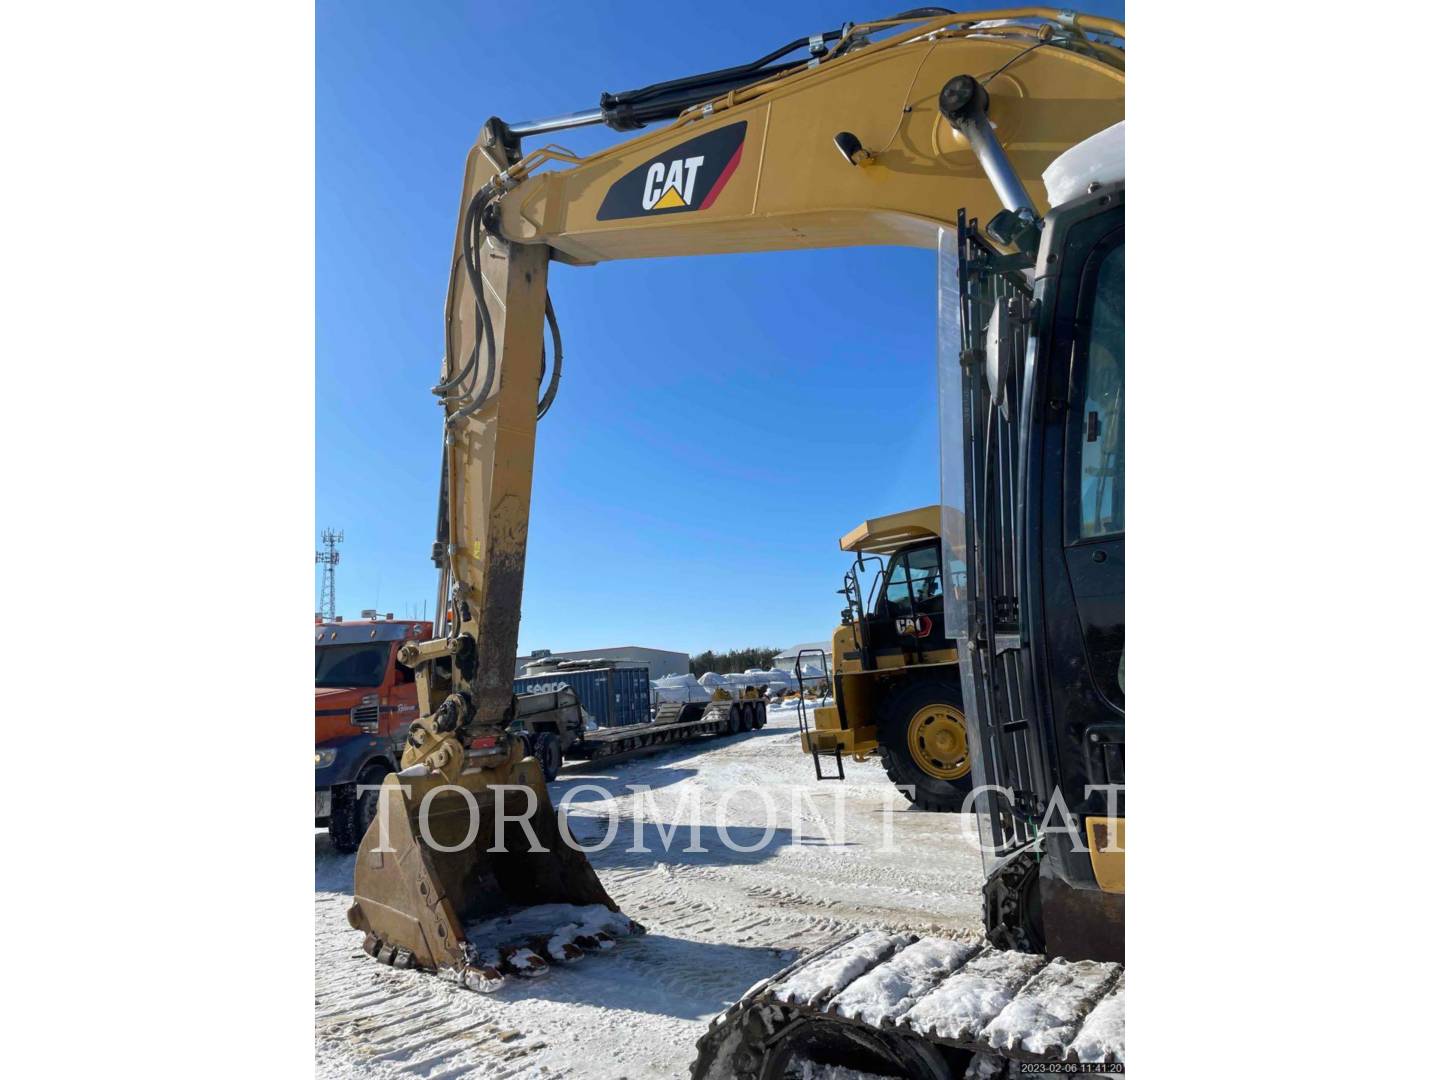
(1062, 235), (1125, 716)
(1032, 206), (1125, 826)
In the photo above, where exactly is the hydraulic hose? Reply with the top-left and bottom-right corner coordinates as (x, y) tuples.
(536, 295), (563, 421)
(444, 184), (565, 423)
(448, 186), (499, 425)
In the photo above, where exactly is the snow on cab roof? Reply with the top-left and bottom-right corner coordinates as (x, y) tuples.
(1043, 121), (1124, 208)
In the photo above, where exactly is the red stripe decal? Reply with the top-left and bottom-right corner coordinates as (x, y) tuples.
(699, 142), (745, 210)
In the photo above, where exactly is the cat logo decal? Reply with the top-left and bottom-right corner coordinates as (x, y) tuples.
(597, 122), (746, 220)
(895, 615), (934, 637)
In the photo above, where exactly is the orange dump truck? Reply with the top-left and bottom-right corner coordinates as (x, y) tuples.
(314, 616), (431, 851)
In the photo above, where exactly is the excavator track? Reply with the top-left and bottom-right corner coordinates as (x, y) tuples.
(690, 930), (1123, 1078)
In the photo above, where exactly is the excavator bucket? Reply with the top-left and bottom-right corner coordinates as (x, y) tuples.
(347, 744), (638, 991)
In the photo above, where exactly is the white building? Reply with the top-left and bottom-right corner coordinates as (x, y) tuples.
(515, 645), (689, 680)
(773, 641), (834, 677)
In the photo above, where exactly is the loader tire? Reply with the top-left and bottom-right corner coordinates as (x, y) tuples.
(535, 733), (563, 783)
(877, 681), (973, 813)
(328, 763), (389, 854)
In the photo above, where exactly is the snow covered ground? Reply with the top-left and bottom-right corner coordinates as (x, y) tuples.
(315, 702), (988, 1079)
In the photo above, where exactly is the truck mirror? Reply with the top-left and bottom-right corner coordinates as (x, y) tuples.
(985, 297), (1013, 420)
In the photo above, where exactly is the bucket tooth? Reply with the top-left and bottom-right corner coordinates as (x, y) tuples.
(500, 945), (550, 978)
(542, 935), (585, 963)
(461, 964), (506, 993)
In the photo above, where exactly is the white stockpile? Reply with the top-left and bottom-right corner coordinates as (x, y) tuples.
(652, 665), (811, 702)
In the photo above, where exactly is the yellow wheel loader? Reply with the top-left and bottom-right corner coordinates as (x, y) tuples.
(799, 505), (977, 811)
(348, 6), (1125, 1070)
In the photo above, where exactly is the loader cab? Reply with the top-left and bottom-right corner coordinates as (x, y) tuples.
(838, 506), (957, 666)
(866, 540), (951, 657)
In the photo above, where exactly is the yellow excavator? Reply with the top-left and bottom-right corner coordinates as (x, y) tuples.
(345, 7), (1125, 1072)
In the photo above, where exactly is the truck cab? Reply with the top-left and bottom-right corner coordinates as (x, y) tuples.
(314, 617), (431, 852)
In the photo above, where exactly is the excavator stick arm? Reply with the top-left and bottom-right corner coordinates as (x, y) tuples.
(433, 239), (551, 730)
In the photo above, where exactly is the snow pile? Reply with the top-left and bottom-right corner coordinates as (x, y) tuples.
(768, 930), (911, 1008)
(980, 958), (1122, 1058)
(829, 936), (981, 1027)
(1042, 121), (1124, 207)
(898, 948), (1047, 1042)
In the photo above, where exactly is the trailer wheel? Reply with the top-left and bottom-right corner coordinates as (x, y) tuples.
(328, 763), (390, 854)
(535, 733), (563, 782)
(877, 681), (973, 813)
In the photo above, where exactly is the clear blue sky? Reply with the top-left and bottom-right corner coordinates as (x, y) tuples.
(317, 1), (1124, 655)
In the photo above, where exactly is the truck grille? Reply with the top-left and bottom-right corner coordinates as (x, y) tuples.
(350, 704), (380, 731)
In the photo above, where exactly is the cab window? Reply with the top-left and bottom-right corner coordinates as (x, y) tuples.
(315, 641), (390, 688)
(883, 544), (943, 613)
(1075, 243), (1124, 539)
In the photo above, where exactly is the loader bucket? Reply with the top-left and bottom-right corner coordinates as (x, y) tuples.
(346, 748), (636, 990)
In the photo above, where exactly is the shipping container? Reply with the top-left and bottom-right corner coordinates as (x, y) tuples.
(513, 660), (651, 728)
